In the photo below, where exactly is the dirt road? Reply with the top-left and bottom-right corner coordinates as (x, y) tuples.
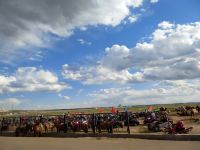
(0, 137), (200, 150)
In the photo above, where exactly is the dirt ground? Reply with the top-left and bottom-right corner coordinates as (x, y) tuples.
(0, 137), (200, 150)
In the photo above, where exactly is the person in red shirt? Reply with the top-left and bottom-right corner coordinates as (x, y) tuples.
(174, 120), (185, 133)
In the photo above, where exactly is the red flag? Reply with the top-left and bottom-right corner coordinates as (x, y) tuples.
(99, 108), (104, 113)
(147, 106), (153, 112)
(111, 107), (117, 114)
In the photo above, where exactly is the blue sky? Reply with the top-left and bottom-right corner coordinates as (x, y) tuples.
(0, 0), (200, 110)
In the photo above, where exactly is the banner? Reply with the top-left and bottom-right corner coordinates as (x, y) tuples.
(111, 107), (117, 114)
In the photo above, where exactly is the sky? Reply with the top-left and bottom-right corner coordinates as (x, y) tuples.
(0, 0), (200, 110)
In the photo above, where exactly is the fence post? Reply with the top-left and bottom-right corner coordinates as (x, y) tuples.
(63, 114), (66, 124)
(126, 111), (130, 134)
(92, 113), (96, 134)
(39, 115), (42, 123)
(1, 117), (4, 127)
(19, 117), (22, 126)
(63, 114), (68, 133)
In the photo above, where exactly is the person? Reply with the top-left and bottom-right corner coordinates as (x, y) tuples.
(160, 113), (168, 123)
(196, 105), (200, 112)
(151, 112), (156, 120)
(174, 120), (185, 133)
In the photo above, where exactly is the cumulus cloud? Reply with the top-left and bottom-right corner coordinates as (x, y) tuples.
(0, 67), (69, 94)
(62, 21), (200, 84)
(62, 44), (144, 84)
(88, 80), (200, 106)
(61, 21), (200, 106)
(0, 0), (147, 64)
(129, 21), (200, 81)
(62, 63), (143, 84)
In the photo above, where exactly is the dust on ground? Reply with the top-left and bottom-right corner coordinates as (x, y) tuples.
(0, 137), (200, 150)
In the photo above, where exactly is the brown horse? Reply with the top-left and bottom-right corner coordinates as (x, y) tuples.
(43, 122), (55, 132)
(96, 120), (113, 133)
(33, 123), (45, 136)
(55, 123), (68, 133)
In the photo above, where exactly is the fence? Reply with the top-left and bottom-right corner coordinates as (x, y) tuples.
(0, 111), (132, 134)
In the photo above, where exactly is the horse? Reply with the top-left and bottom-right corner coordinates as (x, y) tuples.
(184, 106), (198, 117)
(43, 122), (55, 132)
(128, 117), (140, 126)
(15, 123), (34, 137)
(190, 108), (198, 117)
(0, 125), (8, 133)
(15, 126), (27, 137)
(55, 123), (68, 133)
(196, 105), (200, 112)
(176, 106), (188, 116)
(96, 116), (114, 133)
(33, 123), (45, 137)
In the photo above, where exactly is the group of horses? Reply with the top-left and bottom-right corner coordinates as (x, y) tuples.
(14, 116), (93, 136)
(15, 121), (55, 136)
(0, 114), (125, 136)
(0, 105), (199, 136)
(175, 105), (200, 116)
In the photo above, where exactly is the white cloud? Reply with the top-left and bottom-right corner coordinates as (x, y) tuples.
(58, 93), (70, 100)
(45, 80), (199, 108)
(63, 96), (70, 100)
(150, 0), (159, 3)
(128, 14), (138, 23)
(5, 79), (199, 109)
(77, 38), (92, 45)
(62, 21), (200, 85)
(158, 21), (174, 29)
(0, 0), (146, 64)
(0, 67), (69, 94)
(0, 98), (21, 110)
(62, 63), (143, 84)
(62, 44), (143, 84)
(60, 21), (200, 106)
(88, 80), (200, 106)
(129, 21), (200, 81)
